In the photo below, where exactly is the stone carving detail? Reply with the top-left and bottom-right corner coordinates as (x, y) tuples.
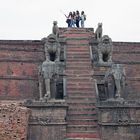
(104, 64), (125, 100)
(44, 34), (60, 62)
(98, 35), (113, 64)
(113, 109), (131, 125)
(39, 22), (65, 102)
(95, 23), (103, 40)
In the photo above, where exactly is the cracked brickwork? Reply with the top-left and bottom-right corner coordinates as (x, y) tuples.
(0, 102), (30, 140)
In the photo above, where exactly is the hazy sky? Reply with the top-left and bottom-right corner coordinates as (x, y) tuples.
(0, 0), (139, 42)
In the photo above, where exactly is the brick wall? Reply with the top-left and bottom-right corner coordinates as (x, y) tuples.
(0, 40), (45, 100)
(113, 42), (140, 100)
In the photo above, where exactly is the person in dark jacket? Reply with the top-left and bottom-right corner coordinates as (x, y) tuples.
(75, 10), (80, 28)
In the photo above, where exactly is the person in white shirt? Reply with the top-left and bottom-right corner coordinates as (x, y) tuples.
(80, 11), (86, 28)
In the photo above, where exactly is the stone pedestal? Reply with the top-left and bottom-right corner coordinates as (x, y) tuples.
(24, 100), (68, 140)
(98, 100), (140, 140)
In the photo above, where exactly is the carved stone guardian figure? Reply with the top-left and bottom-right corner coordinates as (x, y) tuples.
(38, 61), (59, 101)
(95, 23), (103, 41)
(43, 34), (60, 62)
(104, 64), (125, 100)
(52, 21), (59, 38)
(97, 35), (113, 64)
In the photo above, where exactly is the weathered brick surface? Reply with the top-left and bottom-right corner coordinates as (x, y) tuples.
(0, 50), (44, 62)
(0, 79), (39, 100)
(0, 41), (45, 100)
(113, 53), (140, 63)
(0, 102), (30, 140)
(112, 42), (140, 100)
(0, 62), (38, 77)
(113, 42), (140, 52)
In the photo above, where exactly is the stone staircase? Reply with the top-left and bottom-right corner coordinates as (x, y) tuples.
(64, 28), (100, 140)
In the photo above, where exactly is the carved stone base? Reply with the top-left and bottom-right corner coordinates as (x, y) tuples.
(24, 100), (68, 140)
(98, 100), (140, 140)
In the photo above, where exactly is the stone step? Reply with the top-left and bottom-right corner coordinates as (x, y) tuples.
(66, 132), (99, 139)
(67, 88), (95, 93)
(66, 58), (91, 63)
(68, 102), (96, 107)
(67, 77), (93, 80)
(67, 87), (95, 92)
(64, 32), (91, 37)
(66, 66), (91, 69)
(65, 28), (87, 32)
(66, 81), (95, 85)
(66, 58), (91, 62)
(66, 94), (96, 98)
(67, 95), (96, 99)
(66, 34), (89, 37)
(66, 37), (89, 41)
(67, 120), (97, 125)
(66, 54), (90, 58)
(67, 130), (98, 134)
(66, 61), (91, 65)
(67, 87), (95, 90)
(66, 138), (100, 140)
(66, 51), (90, 55)
(66, 139), (100, 140)
(67, 96), (96, 101)
(67, 114), (97, 119)
(66, 41), (89, 45)
(67, 102), (96, 106)
(64, 32), (91, 36)
(66, 44), (89, 47)
(67, 84), (94, 89)
(65, 31), (88, 34)
(67, 99), (96, 104)
(67, 124), (98, 129)
(66, 59), (91, 62)
(64, 33), (90, 37)
(65, 74), (93, 78)
(67, 113), (97, 118)
(67, 110), (96, 115)
(66, 47), (89, 51)
(68, 107), (96, 111)
(67, 115), (97, 120)
(67, 94), (96, 99)
(67, 75), (93, 79)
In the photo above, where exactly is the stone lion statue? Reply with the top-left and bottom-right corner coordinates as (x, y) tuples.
(98, 35), (113, 63)
(44, 34), (60, 62)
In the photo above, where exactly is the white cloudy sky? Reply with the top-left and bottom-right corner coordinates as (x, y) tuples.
(0, 0), (139, 42)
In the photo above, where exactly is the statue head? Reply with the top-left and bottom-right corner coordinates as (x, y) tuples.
(47, 34), (58, 43)
(53, 21), (58, 26)
(101, 35), (112, 45)
(98, 23), (102, 28)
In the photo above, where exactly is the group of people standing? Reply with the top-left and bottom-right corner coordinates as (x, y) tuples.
(65, 11), (86, 28)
